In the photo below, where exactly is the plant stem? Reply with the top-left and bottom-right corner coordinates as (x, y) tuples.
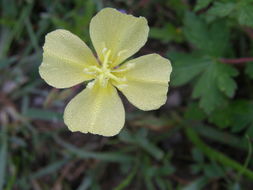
(220, 57), (253, 64)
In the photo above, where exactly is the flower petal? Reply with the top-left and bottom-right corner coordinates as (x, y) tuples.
(39, 29), (98, 88)
(114, 54), (172, 111)
(64, 82), (125, 136)
(90, 8), (149, 67)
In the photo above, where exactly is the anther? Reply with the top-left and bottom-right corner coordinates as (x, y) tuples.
(102, 47), (107, 54)
(102, 49), (112, 68)
(83, 68), (96, 75)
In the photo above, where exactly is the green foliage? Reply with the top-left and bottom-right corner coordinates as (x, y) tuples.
(193, 62), (238, 113)
(150, 23), (183, 43)
(51, 0), (96, 43)
(207, 2), (236, 18)
(210, 100), (253, 137)
(171, 12), (239, 113)
(169, 52), (209, 86)
(194, 0), (213, 11)
(206, 0), (253, 27)
(183, 12), (230, 56)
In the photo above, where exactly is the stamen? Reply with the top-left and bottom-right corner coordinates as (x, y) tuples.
(88, 66), (101, 72)
(102, 78), (109, 87)
(111, 63), (136, 72)
(107, 73), (126, 83)
(102, 47), (107, 54)
(98, 74), (109, 87)
(102, 49), (112, 68)
(83, 68), (96, 75)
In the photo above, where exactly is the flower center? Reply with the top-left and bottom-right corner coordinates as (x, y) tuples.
(83, 48), (126, 88)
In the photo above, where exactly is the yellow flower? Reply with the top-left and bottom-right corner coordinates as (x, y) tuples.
(39, 8), (172, 136)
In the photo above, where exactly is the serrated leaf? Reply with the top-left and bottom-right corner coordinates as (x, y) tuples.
(237, 5), (253, 27)
(168, 52), (209, 86)
(208, 20), (230, 56)
(183, 12), (230, 56)
(230, 101), (253, 134)
(192, 62), (224, 113)
(183, 12), (210, 52)
(192, 62), (238, 113)
(194, 0), (213, 11)
(217, 75), (237, 97)
(210, 100), (253, 135)
(217, 63), (238, 97)
(207, 2), (236, 18)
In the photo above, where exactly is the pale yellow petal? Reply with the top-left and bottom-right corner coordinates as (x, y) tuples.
(64, 82), (125, 136)
(39, 29), (98, 88)
(114, 54), (172, 111)
(90, 8), (149, 67)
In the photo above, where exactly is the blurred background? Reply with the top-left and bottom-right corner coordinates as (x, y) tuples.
(1, 0), (253, 189)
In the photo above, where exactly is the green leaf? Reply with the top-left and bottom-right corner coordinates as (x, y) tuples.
(245, 62), (253, 79)
(55, 136), (134, 163)
(230, 101), (253, 135)
(210, 100), (253, 136)
(168, 52), (209, 86)
(23, 108), (63, 121)
(216, 63), (238, 97)
(194, 0), (213, 11)
(183, 12), (230, 56)
(119, 129), (164, 160)
(193, 62), (223, 113)
(217, 75), (237, 97)
(194, 125), (249, 150)
(237, 4), (253, 27)
(193, 62), (238, 113)
(183, 12), (209, 52)
(208, 20), (230, 56)
(207, 2), (236, 18)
